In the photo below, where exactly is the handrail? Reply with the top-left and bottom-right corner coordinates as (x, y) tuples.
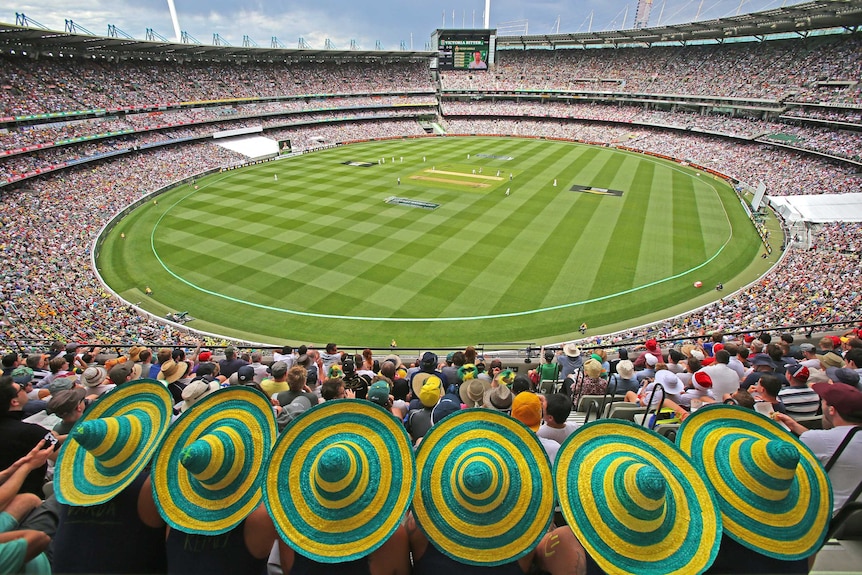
(642, 383), (666, 429)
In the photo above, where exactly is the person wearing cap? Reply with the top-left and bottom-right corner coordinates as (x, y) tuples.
(227, 364), (257, 388)
(342, 358), (373, 399)
(538, 393), (577, 445)
(774, 382), (862, 514)
(532, 347), (562, 393)
(635, 352), (659, 383)
(799, 343), (822, 369)
(47, 387), (89, 437)
(634, 339), (665, 369)
(275, 366), (319, 409)
(109, 361), (137, 386)
(779, 365), (820, 418)
(406, 376), (443, 445)
(261, 361), (291, 398)
(827, 366), (861, 389)
(741, 354), (788, 390)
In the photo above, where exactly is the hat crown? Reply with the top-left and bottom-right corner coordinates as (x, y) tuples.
(463, 460), (494, 494)
(619, 462), (668, 523)
(317, 444), (352, 484)
(71, 412), (143, 465)
(751, 439), (799, 494)
(179, 426), (246, 487)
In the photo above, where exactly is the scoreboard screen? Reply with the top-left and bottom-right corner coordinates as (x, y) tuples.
(434, 29), (494, 71)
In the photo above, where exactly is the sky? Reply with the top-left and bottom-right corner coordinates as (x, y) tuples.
(9, 0), (799, 50)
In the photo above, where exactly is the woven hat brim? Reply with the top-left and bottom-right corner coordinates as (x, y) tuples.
(555, 420), (721, 575)
(676, 404), (832, 560)
(151, 386), (277, 535)
(412, 409), (553, 566)
(54, 379), (173, 506)
(264, 400), (415, 563)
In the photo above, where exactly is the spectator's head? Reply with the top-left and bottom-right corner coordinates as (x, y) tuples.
(0, 376), (26, 414)
(325, 343), (338, 354)
(320, 378), (345, 401)
(844, 348), (862, 370)
(786, 365), (809, 387)
(511, 392), (542, 432)
(224, 346), (237, 360)
(757, 374), (782, 399)
(49, 356), (68, 374)
(287, 366), (307, 391)
(812, 382), (862, 426)
(543, 393), (572, 425)
(269, 361), (288, 381)
(512, 374), (532, 394)
(714, 350), (730, 365)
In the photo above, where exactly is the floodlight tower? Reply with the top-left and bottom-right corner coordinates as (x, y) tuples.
(166, 0), (182, 42)
(634, 0), (653, 29)
(484, 0), (490, 29)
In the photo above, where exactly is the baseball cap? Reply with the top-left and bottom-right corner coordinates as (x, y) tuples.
(812, 382), (862, 419)
(366, 381), (391, 406)
(826, 367), (860, 387)
(269, 361), (288, 379)
(799, 343), (816, 353)
(47, 387), (87, 416)
(229, 365), (256, 385)
(787, 364), (810, 383)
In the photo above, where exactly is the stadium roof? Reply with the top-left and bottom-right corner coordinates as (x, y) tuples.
(496, 0), (862, 47)
(0, 23), (434, 62)
(1, 0), (860, 60)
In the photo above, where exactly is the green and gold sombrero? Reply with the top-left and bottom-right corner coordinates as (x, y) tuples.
(555, 419), (722, 575)
(676, 404), (832, 560)
(264, 399), (415, 563)
(151, 386), (277, 535)
(54, 378), (173, 506)
(412, 409), (554, 566)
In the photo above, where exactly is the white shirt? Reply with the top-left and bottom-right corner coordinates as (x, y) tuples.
(538, 422), (578, 445)
(799, 425), (862, 513)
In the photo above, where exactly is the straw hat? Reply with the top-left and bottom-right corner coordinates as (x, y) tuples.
(563, 343), (580, 357)
(676, 404), (831, 560)
(54, 379), (173, 506)
(151, 386), (277, 535)
(264, 400), (415, 563)
(157, 359), (188, 384)
(554, 419), (722, 575)
(412, 409), (553, 566)
(459, 377), (490, 408)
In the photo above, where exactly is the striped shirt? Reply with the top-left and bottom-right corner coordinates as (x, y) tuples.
(778, 387), (821, 418)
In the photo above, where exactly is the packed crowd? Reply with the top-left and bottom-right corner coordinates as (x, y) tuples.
(1, 331), (860, 574)
(444, 117), (862, 195)
(0, 95), (437, 154)
(0, 57), (435, 117)
(1, 108), (434, 182)
(442, 100), (862, 161)
(443, 34), (862, 104)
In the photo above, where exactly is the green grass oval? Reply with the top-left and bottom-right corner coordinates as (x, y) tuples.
(98, 136), (769, 346)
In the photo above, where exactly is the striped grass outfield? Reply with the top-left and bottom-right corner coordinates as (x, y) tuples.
(98, 137), (767, 347)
